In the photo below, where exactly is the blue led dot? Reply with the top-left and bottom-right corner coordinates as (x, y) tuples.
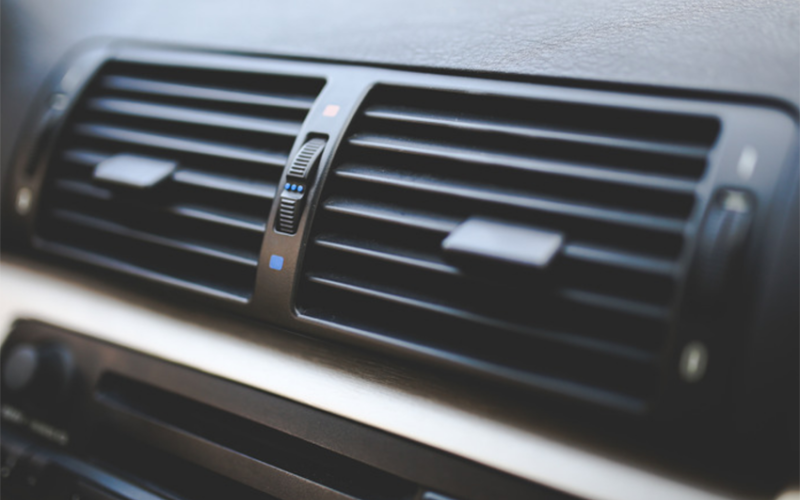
(291, 184), (298, 191)
(269, 254), (284, 271)
(284, 183), (291, 190)
(297, 185), (304, 193)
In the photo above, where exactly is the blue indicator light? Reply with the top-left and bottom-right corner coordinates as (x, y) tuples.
(290, 184), (297, 191)
(297, 185), (304, 193)
(269, 255), (284, 271)
(284, 183), (291, 190)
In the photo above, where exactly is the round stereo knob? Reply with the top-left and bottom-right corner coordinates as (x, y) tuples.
(3, 343), (73, 406)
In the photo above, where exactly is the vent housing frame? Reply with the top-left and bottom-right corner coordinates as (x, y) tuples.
(31, 51), (326, 303)
(285, 80), (796, 416)
(8, 44), (798, 418)
(296, 84), (724, 413)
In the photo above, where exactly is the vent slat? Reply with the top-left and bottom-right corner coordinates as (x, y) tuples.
(316, 224), (675, 281)
(75, 123), (289, 167)
(363, 106), (710, 161)
(62, 148), (109, 166)
(322, 199), (677, 276)
(323, 197), (460, 233)
(172, 170), (277, 199)
(51, 208), (259, 267)
(336, 164), (687, 234)
(303, 307), (651, 414)
(168, 205), (267, 233)
(563, 243), (677, 277)
(102, 75), (316, 110)
(313, 235), (671, 320)
(54, 178), (114, 200)
(52, 179), (268, 233)
(349, 134), (700, 193)
(306, 274), (655, 364)
(37, 59), (323, 300)
(88, 97), (303, 137)
(315, 235), (460, 275)
(555, 289), (670, 322)
(37, 240), (251, 303)
(299, 85), (717, 410)
(59, 150), (279, 199)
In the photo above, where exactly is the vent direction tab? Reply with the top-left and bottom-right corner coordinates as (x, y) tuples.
(442, 217), (564, 270)
(93, 154), (176, 188)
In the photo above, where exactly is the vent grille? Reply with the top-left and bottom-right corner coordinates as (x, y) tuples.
(36, 61), (324, 301)
(298, 86), (720, 412)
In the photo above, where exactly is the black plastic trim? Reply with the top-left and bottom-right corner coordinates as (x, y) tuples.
(1, 321), (578, 500)
(5, 41), (798, 420)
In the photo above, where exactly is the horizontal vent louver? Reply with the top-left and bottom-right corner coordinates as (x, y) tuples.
(298, 86), (721, 412)
(36, 61), (324, 301)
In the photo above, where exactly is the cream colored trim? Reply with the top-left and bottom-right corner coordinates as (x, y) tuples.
(0, 257), (762, 500)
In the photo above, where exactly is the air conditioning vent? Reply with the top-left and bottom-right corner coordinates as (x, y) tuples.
(35, 61), (325, 302)
(298, 85), (721, 412)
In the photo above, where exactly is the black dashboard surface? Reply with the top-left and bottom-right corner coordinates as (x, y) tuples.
(1, 2), (799, 499)
(2, 0), (799, 178)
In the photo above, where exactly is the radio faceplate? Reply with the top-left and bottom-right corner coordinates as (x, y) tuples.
(0, 320), (574, 500)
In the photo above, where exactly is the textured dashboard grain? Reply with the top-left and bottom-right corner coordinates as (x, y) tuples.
(2, 0), (798, 177)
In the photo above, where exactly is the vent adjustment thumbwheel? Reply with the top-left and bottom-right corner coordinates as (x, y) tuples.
(691, 189), (754, 311)
(276, 138), (327, 234)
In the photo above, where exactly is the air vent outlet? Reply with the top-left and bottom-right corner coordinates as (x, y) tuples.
(35, 60), (325, 301)
(298, 86), (721, 412)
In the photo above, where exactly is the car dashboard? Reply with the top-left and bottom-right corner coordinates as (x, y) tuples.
(1, 2), (798, 500)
